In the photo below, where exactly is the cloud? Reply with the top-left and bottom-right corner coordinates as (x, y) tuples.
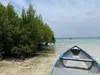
(0, 0), (29, 15)
(9, 0), (28, 9)
(0, 0), (100, 37)
(0, 0), (9, 6)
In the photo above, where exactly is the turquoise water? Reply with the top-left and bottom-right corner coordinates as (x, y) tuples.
(55, 37), (100, 62)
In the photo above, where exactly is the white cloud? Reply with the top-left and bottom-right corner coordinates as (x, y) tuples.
(9, 0), (29, 9)
(1, 0), (100, 37)
(0, 0), (9, 6)
(0, 0), (29, 15)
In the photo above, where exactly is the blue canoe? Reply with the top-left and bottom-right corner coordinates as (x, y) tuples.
(51, 46), (100, 75)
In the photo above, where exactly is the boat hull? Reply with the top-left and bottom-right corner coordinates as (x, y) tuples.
(51, 46), (100, 75)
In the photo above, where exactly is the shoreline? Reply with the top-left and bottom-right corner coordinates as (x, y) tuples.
(0, 43), (100, 75)
(0, 45), (57, 75)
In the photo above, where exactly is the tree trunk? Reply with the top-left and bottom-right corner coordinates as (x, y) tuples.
(45, 42), (48, 46)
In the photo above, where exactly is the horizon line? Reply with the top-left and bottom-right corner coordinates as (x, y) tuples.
(56, 37), (100, 39)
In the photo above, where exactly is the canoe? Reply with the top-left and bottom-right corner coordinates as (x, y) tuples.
(51, 45), (100, 75)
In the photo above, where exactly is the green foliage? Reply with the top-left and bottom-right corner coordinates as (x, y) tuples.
(11, 45), (32, 58)
(0, 3), (55, 58)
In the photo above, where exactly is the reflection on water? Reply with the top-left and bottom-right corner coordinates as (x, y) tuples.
(55, 38), (100, 62)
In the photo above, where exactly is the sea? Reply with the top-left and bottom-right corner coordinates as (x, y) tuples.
(55, 37), (100, 62)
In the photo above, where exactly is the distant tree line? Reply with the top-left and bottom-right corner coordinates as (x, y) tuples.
(0, 3), (55, 58)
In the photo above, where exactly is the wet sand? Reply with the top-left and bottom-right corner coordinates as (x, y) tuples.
(0, 44), (100, 75)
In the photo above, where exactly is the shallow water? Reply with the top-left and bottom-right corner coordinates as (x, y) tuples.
(55, 37), (100, 62)
(0, 38), (100, 75)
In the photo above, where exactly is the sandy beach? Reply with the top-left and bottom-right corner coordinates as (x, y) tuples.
(0, 0), (100, 75)
(0, 38), (100, 75)
(0, 46), (58, 75)
(0, 54), (58, 75)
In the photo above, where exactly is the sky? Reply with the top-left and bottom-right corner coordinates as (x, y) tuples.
(0, 0), (100, 38)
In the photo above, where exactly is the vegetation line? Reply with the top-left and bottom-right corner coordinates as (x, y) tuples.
(0, 3), (55, 59)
